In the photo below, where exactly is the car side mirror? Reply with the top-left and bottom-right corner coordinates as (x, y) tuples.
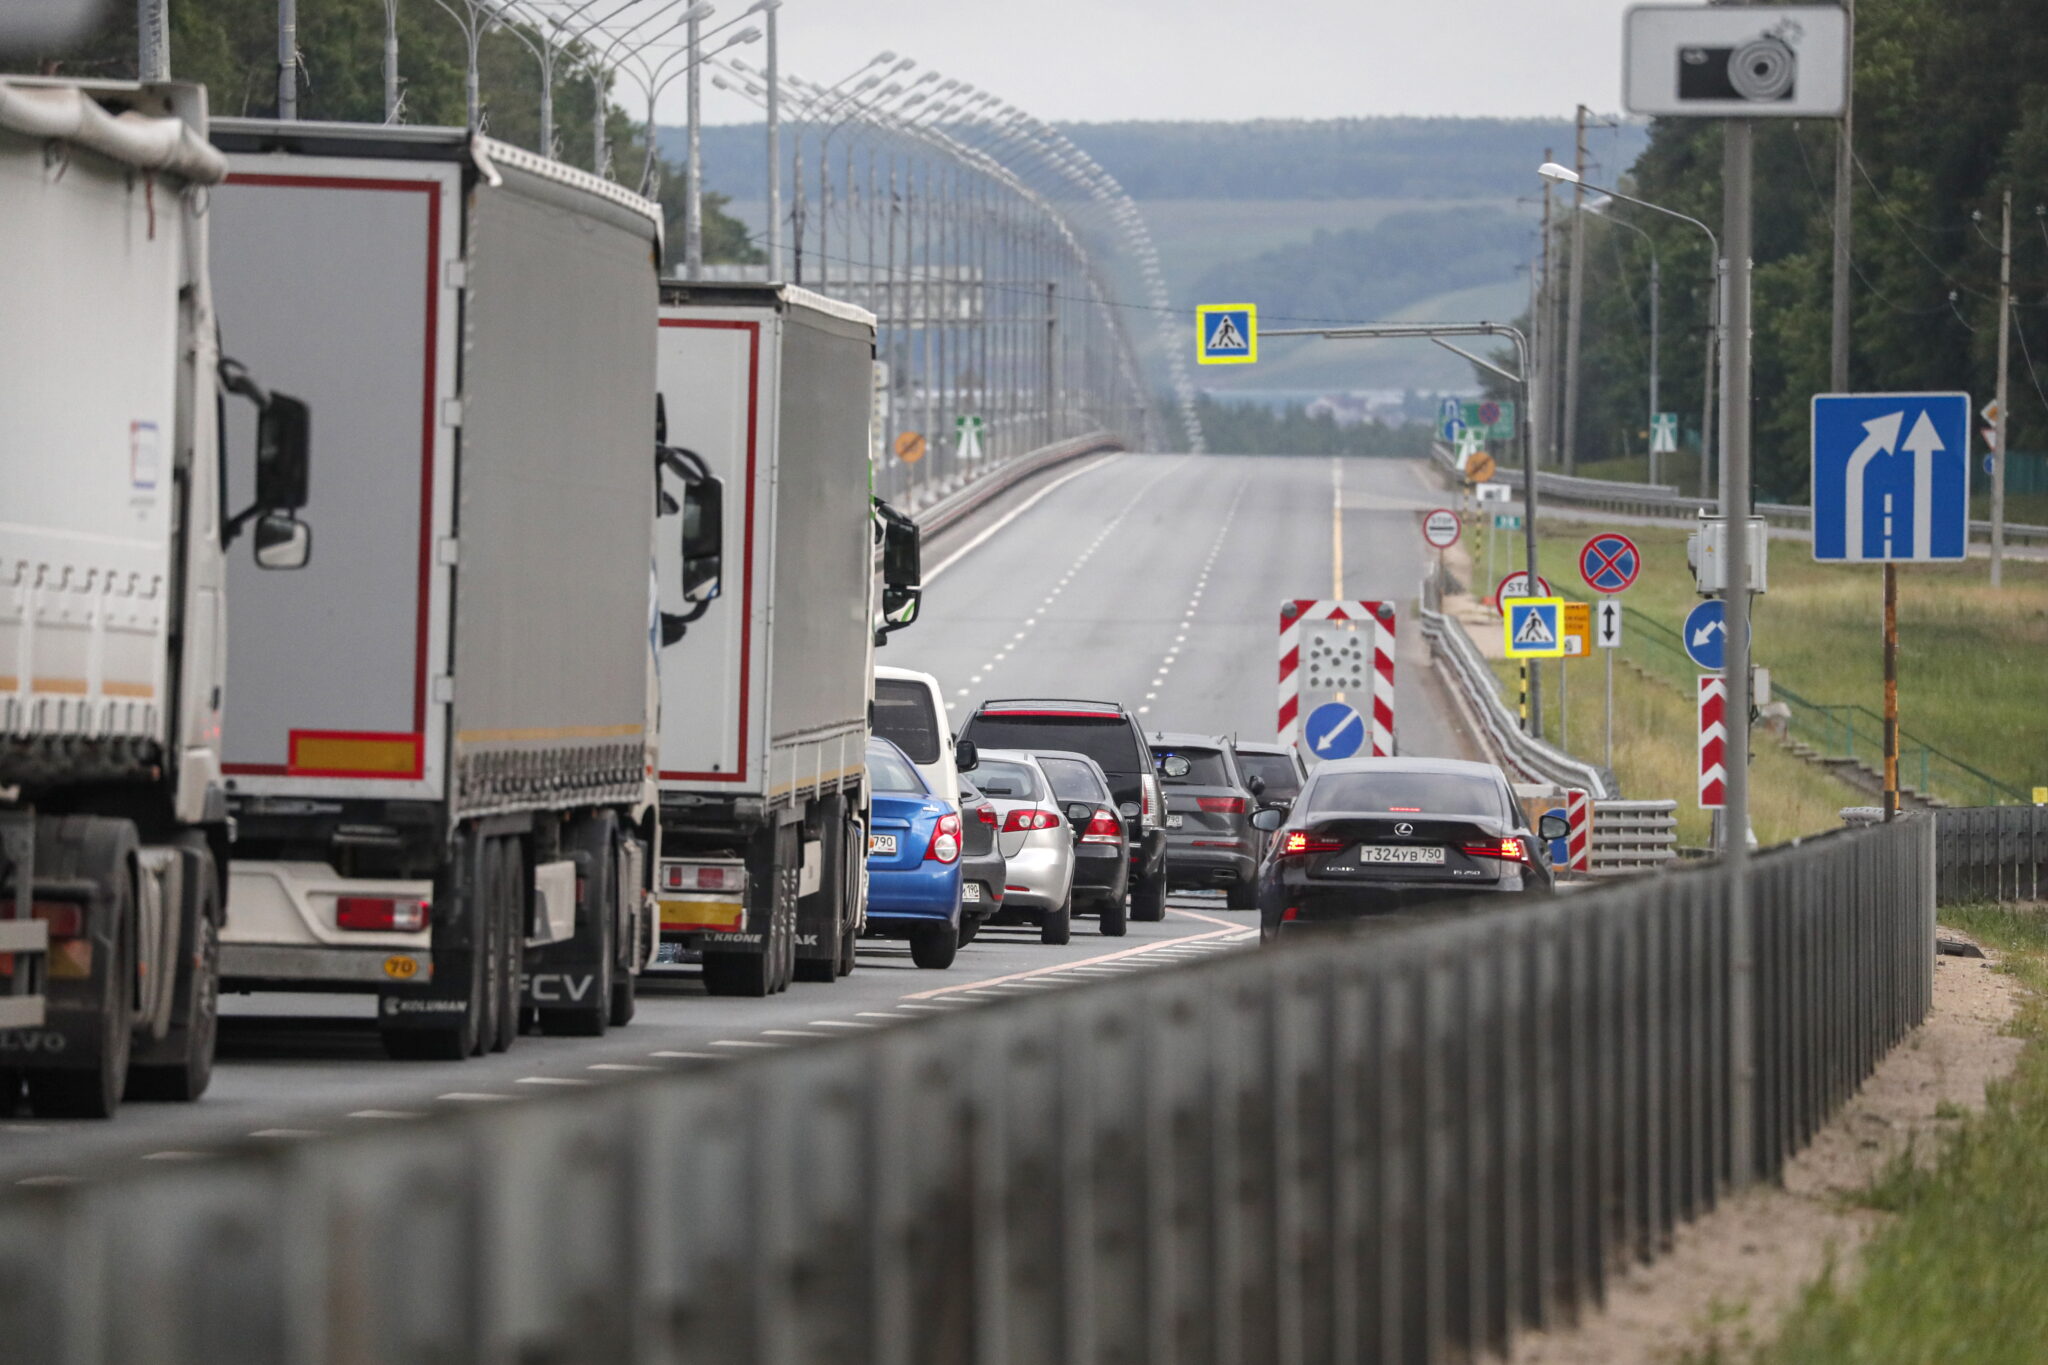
(1064, 801), (1093, 824)
(253, 512), (310, 570)
(1250, 807), (1286, 832)
(1118, 801), (1140, 820)
(255, 394), (311, 512)
(1538, 813), (1569, 841)
(1247, 774), (1266, 797)
(954, 738), (979, 772)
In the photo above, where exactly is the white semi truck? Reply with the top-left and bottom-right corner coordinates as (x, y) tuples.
(0, 78), (314, 1116)
(653, 281), (922, 994)
(204, 121), (680, 1057)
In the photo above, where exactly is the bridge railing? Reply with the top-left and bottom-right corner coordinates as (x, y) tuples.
(0, 818), (1936, 1365)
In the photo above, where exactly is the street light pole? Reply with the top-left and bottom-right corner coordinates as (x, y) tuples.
(764, 0), (779, 278)
(684, 4), (702, 274)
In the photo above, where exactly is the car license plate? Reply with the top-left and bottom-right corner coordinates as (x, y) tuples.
(1166, 814), (1184, 829)
(1356, 845), (1444, 865)
(869, 833), (897, 856)
(961, 883), (981, 903)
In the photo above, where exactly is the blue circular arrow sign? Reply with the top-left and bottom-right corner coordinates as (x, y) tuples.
(1304, 701), (1366, 760)
(1683, 599), (1727, 670)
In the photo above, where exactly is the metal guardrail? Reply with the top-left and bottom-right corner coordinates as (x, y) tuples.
(1935, 805), (2048, 904)
(1417, 586), (1617, 799)
(909, 431), (1124, 539)
(0, 818), (1935, 1364)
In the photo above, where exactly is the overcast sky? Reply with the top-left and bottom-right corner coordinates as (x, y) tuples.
(678, 0), (1638, 127)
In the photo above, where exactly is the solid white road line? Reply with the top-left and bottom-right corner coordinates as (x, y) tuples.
(925, 454), (1122, 583)
(902, 925), (1243, 1000)
(348, 1109), (425, 1120)
(516, 1077), (594, 1087)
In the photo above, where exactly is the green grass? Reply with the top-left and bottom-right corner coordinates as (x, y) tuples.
(1726, 905), (2048, 1365)
(1468, 515), (2048, 805)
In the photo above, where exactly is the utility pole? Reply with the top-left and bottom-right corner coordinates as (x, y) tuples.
(137, 0), (169, 81)
(1647, 248), (1662, 481)
(1562, 105), (1590, 475)
(1992, 189), (2013, 587)
(277, 0), (298, 119)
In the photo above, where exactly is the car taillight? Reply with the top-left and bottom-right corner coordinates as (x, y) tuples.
(925, 813), (962, 864)
(975, 805), (998, 828)
(336, 896), (431, 932)
(1196, 796), (1246, 814)
(1279, 831), (1346, 857)
(1081, 808), (1122, 844)
(1460, 838), (1529, 862)
(30, 901), (84, 940)
(1002, 809), (1061, 832)
(1142, 777), (1159, 824)
(1282, 906), (1300, 922)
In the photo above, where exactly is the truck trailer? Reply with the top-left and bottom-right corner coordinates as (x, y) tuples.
(0, 78), (313, 1115)
(206, 122), (672, 1057)
(653, 281), (922, 995)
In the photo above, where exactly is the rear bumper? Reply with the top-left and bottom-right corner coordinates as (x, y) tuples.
(867, 863), (961, 929)
(222, 862), (433, 994)
(998, 839), (1070, 912)
(1261, 876), (1534, 933)
(223, 943), (430, 989)
(1070, 842), (1129, 902)
(1164, 840), (1255, 887)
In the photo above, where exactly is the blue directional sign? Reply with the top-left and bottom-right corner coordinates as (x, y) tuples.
(1304, 701), (1366, 760)
(1438, 397), (1464, 443)
(1196, 303), (1257, 365)
(1543, 806), (1569, 867)
(1683, 599), (1727, 671)
(1813, 392), (1971, 562)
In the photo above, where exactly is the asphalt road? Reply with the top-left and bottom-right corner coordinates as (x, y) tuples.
(0, 451), (1472, 1181)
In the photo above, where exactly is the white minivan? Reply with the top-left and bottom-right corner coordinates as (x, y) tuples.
(872, 665), (965, 813)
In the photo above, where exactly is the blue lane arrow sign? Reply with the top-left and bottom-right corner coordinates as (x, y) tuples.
(1812, 392), (1970, 562)
(1304, 701), (1366, 760)
(1683, 599), (1727, 671)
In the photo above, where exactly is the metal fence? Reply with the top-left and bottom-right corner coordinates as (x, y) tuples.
(0, 818), (1934, 1365)
(1935, 805), (2048, 904)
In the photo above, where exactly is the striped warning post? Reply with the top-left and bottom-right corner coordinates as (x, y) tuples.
(1565, 788), (1593, 872)
(1277, 600), (1396, 757)
(1699, 675), (1728, 809)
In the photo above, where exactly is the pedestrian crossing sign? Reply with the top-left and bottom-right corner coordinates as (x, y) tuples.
(1196, 303), (1258, 365)
(1503, 596), (1567, 658)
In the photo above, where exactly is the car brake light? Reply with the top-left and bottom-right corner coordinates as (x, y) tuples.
(1460, 838), (1529, 862)
(1196, 796), (1246, 814)
(1282, 906), (1300, 922)
(1002, 809), (1061, 832)
(30, 901), (84, 940)
(1280, 832), (1346, 856)
(1081, 808), (1122, 844)
(336, 896), (431, 932)
(924, 813), (962, 864)
(1142, 778), (1158, 823)
(1389, 807), (1422, 813)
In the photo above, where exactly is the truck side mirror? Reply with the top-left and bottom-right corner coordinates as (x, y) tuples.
(254, 512), (311, 570)
(681, 474), (723, 604)
(873, 498), (922, 643)
(255, 394), (310, 511)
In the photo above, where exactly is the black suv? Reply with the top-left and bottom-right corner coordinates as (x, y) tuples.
(960, 699), (1172, 920)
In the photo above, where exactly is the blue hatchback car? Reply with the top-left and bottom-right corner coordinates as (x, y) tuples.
(865, 737), (964, 969)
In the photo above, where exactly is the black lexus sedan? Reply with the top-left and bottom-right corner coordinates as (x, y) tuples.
(1251, 756), (1562, 942)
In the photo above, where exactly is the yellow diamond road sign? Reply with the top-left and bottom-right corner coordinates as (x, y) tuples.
(1196, 304), (1257, 365)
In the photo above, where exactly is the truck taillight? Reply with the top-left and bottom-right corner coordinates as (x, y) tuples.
(924, 813), (962, 864)
(1196, 796), (1246, 814)
(336, 897), (431, 932)
(31, 901), (84, 940)
(662, 863), (745, 893)
(1001, 809), (1060, 832)
(1081, 808), (1123, 844)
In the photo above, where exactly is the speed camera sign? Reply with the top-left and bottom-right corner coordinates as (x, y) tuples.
(1624, 5), (1848, 118)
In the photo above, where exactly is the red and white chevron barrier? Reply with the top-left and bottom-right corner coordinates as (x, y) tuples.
(1277, 600), (1395, 758)
(1699, 675), (1727, 809)
(1566, 788), (1593, 872)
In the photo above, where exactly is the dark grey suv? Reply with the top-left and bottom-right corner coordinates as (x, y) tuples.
(1149, 731), (1260, 909)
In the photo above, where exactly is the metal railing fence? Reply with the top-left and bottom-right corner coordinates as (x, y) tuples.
(0, 818), (1934, 1365)
(1935, 805), (2048, 903)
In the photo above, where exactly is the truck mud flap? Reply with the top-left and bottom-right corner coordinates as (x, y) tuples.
(377, 956), (475, 1031)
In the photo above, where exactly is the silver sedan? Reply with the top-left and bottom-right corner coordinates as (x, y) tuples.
(968, 749), (1079, 945)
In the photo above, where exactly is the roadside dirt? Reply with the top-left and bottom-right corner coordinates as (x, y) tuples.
(1504, 927), (2025, 1364)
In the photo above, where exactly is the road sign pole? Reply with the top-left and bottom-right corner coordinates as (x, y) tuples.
(1883, 565), (1899, 818)
(1722, 104), (1756, 1192)
(1605, 645), (1614, 771)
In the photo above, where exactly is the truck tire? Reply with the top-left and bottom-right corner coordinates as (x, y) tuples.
(541, 822), (612, 1038)
(910, 923), (958, 969)
(836, 916), (858, 977)
(608, 972), (637, 1028)
(1040, 892), (1073, 947)
(23, 818), (139, 1120)
(382, 836), (486, 1062)
(1097, 891), (1128, 938)
(490, 838), (524, 1052)
(127, 841), (221, 1102)
(1131, 872), (1169, 922)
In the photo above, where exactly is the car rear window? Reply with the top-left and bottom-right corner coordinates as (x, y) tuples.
(867, 743), (927, 794)
(1307, 771), (1504, 819)
(1237, 752), (1302, 797)
(873, 678), (943, 764)
(966, 714), (1140, 775)
(1037, 756), (1108, 803)
(1153, 746), (1231, 786)
(971, 759), (1043, 801)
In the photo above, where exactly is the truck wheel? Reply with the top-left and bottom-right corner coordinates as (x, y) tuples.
(1040, 893), (1073, 947)
(540, 825), (612, 1037)
(491, 838), (524, 1052)
(608, 972), (637, 1028)
(25, 818), (138, 1120)
(836, 916), (858, 977)
(910, 923), (958, 969)
(126, 842), (221, 1102)
(702, 949), (772, 997)
(382, 838), (486, 1061)
(1097, 892), (1128, 938)
(1131, 873), (1169, 922)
